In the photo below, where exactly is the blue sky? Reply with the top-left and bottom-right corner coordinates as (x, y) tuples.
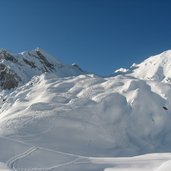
(0, 0), (171, 75)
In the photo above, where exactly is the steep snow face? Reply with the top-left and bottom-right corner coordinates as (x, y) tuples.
(115, 50), (171, 82)
(0, 48), (84, 89)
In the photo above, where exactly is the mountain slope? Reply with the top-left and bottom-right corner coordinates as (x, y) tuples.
(0, 72), (171, 157)
(0, 48), (171, 170)
(115, 50), (171, 82)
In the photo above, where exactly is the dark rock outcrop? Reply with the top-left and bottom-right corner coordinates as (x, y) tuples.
(0, 64), (21, 89)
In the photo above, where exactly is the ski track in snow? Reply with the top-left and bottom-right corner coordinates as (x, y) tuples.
(2, 135), (170, 171)
(0, 135), (87, 171)
(6, 146), (37, 171)
(3, 136), (86, 171)
(3, 135), (171, 171)
(45, 158), (81, 170)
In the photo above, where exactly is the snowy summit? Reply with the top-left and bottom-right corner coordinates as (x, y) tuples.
(0, 49), (171, 171)
(0, 48), (84, 89)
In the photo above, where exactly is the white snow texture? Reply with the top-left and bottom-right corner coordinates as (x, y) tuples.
(0, 48), (171, 171)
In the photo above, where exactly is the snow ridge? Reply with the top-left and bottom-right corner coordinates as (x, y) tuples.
(0, 48), (85, 89)
(115, 50), (171, 82)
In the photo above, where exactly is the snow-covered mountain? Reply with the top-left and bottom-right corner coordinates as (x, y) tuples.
(0, 48), (84, 89)
(1, 49), (171, 171)
(115, 50), (171, 82)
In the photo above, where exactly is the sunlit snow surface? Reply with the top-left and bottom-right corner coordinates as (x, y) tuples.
(0, 136), (171, 171)
(1, 49), (171, 170)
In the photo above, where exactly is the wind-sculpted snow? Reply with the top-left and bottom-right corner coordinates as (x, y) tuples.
(0, 72), (171, 157)
(1, 49), (171, 170)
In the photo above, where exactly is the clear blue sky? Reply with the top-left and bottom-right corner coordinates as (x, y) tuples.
(0, 0), (171, 76)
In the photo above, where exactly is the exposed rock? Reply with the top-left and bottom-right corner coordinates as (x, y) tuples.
(23, 58), (36, 68)
(0, 64), (21, 89)
(72, 63), (83, 72)
(0, 48), (85, 90)
(35, 49), (55, 71)
(0, 49), (18, 63)
(163, 106), (168, 110)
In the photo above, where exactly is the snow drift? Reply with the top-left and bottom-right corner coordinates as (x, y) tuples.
(0, 49), (171, 170)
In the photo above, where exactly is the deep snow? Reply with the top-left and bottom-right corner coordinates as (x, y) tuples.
(1, 135), (171, 171)
(0, 49), (171, 170)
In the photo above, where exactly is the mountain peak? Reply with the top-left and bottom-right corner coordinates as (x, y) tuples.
(115, 49), (171, 82)
(131, 50), (171, 82)
(0, 48), (85, 89)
